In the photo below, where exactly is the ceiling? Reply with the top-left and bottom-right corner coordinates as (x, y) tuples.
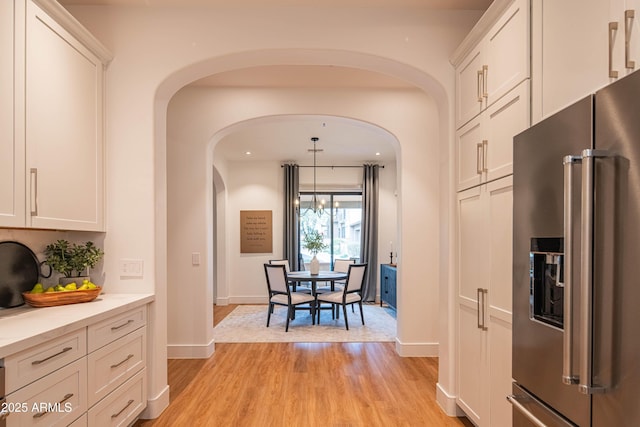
(203, 66), (409, 165)
(59, 1), (492, 165)
(60, 0), (492, 9)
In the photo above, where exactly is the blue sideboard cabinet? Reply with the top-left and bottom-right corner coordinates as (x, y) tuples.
(380, 264), (397, 310)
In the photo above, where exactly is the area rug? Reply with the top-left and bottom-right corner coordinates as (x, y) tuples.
(214, 304), (396, 343)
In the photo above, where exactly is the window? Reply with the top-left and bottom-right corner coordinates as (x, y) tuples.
(298, 193), (362, 271)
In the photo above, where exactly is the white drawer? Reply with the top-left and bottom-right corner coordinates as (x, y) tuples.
(5, 358), (87, 427)
(87, 307), (146, 353)
(87, 327), (146, 407)
(4, 329), (86, 394)
(87, 368), (146, 427)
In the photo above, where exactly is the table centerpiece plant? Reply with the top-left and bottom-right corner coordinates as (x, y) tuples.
(302, 229), (328, 275)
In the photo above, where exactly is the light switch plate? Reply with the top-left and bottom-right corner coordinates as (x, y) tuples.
(119, 259), (144, 278)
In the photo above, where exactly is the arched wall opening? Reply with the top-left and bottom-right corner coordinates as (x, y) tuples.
(205, 114), (401, 308)
(155, 48), (455, 416)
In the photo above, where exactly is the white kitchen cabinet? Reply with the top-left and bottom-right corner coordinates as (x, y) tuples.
(457, 176), (513, 427)
(456, 81), (529, 191)
(531, 0), (640, 122)
(25, 0), (105, 231)
(0, 0), (111, 231)
(0, 301), (149, 427)
(0, 0), (25, 228)
(454, 0), (529, 128)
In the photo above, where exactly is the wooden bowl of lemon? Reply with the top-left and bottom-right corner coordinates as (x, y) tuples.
(22, 280), (101, 308)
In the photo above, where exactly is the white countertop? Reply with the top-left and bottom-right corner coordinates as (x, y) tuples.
(0, 293), (154, 359)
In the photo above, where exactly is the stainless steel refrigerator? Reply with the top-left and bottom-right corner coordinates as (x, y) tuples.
(511, 69), (640, 426)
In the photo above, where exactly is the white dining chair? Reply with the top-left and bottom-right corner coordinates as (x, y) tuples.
(315, 263), (367, 330)
(264, 263), (316, 332)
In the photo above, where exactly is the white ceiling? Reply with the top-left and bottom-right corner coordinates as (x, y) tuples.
(59, 1), (492, 165)
(205, 66), (409, 165)
(214, 115), (396, 165)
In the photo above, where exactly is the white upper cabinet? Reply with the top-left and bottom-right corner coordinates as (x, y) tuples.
(484, 0), (529, 105)
(26, 1), (105, 231)
(0, 0), (25, 227)
(456, 80), (529, 192)
(454, 0), (530, 128)
(0, 0), (111, 231)
(531, 0), (640, 122)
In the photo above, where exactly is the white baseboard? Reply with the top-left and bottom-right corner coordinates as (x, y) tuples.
(227, 296), (269, 304)
(395, 338), (438, 357)
(139, 384), (170, 419)
(216, 296), (268, 304)
(167, 338), (215, 359)
(436, 382), (466, 417)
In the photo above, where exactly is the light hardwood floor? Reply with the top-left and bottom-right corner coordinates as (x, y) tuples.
(134, 305), (472, 426)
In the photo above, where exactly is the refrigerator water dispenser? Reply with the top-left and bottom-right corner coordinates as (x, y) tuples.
(530, 238), (564, 329)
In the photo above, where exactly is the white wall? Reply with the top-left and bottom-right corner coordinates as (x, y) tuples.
(65, 4), (483, 419)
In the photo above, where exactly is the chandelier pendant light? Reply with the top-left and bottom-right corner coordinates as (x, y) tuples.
(302, 137), (326, 216)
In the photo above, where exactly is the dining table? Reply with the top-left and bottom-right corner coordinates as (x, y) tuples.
(286, 270), (348, 295)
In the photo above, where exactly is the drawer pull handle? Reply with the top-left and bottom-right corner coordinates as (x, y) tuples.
(111, 319), (134, 331)
(32, 346), (73, 365)
(111, 399), (134, 419)
(33, 393), (74, 418)
(111, 353), (134, 369)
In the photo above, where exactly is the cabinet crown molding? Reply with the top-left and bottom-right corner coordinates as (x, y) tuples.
(450, 0), (515, 67)
(32, 0), (113, 65)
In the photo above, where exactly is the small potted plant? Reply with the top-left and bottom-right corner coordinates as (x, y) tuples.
(302, 229), (328, 275)
(44, 240), (104, 286)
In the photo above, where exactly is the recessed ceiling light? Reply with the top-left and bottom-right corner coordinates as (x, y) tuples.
(245, 151), (252, 155)
(375, 152), (381, 156)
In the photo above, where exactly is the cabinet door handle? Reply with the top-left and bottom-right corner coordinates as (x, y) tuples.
(32, 346), (73, 365)
(626, 10), (635, 69)
(477, 288), (488, 330)
(609, 22), (619, 78)
(477, 69), (483, 102)
(477, 288), (482, 329)
(481, 289), (488, 331)
(33, 393), (73, 418)
(111, 319), (134, 331)
(111, 399), (135, 419)
(476, 142), (483, 174)
(111, 353), (134, 369)
(482, 65), (488, 99)
(30, 168), (38, 216)
(482, 140), (489, 172)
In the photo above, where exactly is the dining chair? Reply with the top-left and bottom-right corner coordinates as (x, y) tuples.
(315, 258), (355, 294)
(316, 263), (367, 330)
(269, 259), (311, 293)
(264, 263), (316, 332)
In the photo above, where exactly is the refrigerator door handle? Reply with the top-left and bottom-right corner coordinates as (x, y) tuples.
(507, 394), (548, 427)
(562, 155), (581, 385)
(579, 148), (615, 394)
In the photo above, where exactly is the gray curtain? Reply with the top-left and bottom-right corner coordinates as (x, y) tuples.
(283, 164), (300, 271)
(360, 164), (379, 302)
